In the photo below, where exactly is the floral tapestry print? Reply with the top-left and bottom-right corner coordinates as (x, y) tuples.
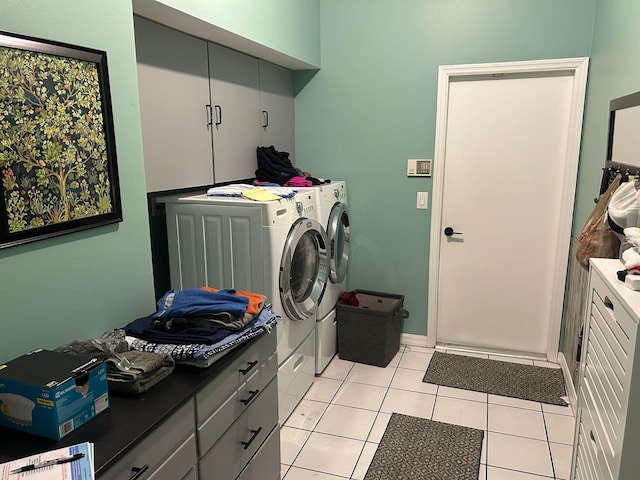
(0, 47), (113, 233)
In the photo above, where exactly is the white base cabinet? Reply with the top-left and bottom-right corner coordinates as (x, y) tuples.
(571, 258), (640, 480)
(100, 332), (280, 480)
(99, 401), (197, 480)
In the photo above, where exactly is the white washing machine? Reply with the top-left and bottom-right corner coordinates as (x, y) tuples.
(300, 181), (350, 374)
(163, 190), (327, 423)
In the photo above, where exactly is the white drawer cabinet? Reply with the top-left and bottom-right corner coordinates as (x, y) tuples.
(199, 377), (279, 479)
(237, 424), (281, 480)
(101, 333), (279, 480)
(196, 332), (280, 480)
(571, 259), (640, 480)
(99, 400), (197, 480)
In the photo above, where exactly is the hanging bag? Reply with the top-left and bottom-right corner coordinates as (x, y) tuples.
(576, 174), (622, 270)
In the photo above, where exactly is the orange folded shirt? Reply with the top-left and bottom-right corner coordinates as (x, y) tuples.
(201, 287), (265, 316)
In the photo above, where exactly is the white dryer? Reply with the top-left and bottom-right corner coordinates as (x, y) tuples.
(163, 190), (327, 423)
(300, 181), (350, 374)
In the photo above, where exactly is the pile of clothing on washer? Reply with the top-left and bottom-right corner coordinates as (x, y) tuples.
(255, 145), (330, 186)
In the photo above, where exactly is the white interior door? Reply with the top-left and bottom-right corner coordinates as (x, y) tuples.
(428, 59), (589, 359)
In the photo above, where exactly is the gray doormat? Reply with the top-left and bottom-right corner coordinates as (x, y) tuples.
(423, 351), (568, 406)
(364, 413), (483, 480)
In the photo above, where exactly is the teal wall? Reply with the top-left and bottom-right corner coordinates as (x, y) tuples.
(0, 0), (156, 362)
(574, 0), (640, 234)
(149, 0), (321, 67)
(295, 0), (596, 336)
(3, 0), (636, 360)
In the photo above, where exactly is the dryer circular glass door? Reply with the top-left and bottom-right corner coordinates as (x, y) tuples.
(279, 217), (328, 321)
(327, 202), (350, 284)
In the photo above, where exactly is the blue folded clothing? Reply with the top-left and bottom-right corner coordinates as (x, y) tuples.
(154, 288), (248, 319)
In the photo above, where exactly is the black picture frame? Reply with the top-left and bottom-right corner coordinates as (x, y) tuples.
(0, 30), (122, 250)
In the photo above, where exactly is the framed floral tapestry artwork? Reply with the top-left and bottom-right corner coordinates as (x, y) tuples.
(0, 31), (122, 250)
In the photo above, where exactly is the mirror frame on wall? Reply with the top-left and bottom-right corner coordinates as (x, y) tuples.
(599, 90), (640, 194)
(607, 90), (640, 167)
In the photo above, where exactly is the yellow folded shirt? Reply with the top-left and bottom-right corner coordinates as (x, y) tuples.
(241, 188), (281, 202)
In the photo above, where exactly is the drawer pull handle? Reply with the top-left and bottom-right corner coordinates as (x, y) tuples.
(239, 360), (258, 375)
(241, 427), (262, 450)
(129, 465), (149, 480)
(590, 430), (595, 442)
(604, 296), (614, 310)
(241, 389), (260, 406)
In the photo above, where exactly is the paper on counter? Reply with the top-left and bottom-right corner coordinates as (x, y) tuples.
(0, 442), (94, 480)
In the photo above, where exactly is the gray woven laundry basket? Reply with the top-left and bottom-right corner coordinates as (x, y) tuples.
(336, 290), (408, 367)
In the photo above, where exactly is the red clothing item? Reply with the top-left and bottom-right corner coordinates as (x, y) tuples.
(338, 291), (359, 306)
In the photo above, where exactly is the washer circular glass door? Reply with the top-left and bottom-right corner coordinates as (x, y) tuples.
(280, 217), (328, 321)
(327, 202), (350, 284)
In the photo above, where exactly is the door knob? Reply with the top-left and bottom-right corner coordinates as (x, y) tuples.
(444, 227), (462, 236)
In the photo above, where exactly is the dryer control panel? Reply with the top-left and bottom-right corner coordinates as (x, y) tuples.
(295, 191), (318, 220)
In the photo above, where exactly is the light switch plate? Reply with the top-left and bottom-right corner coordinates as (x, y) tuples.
(407, 159), (432, 177)
(417, 192), (428, 209)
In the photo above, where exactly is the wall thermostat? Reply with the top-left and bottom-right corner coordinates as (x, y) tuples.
(407, 159), (432, 177)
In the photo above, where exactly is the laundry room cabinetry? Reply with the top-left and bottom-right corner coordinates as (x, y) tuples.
(134, 16), (295, 192)
(134, 16), (214, 193)
(207, 42), (261, 184)
(197, 331), (280, 480)
(571, 258), (640, 480)
(98, 400), (197, 480)
(208, 44), (295, 183)
(94, 332), (279, 480)
(258, 59), (295, 157)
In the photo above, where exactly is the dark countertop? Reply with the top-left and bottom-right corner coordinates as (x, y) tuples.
(0, 339), (257, 477)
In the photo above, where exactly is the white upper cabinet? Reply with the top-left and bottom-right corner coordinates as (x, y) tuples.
(259, 60), (295, 160)
(208, 43), (262, 184)
(134, 16), (214, 193)
(134, 17), (296, 191)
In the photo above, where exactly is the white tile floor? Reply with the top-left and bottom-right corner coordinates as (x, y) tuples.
(280, 344), (575, 480)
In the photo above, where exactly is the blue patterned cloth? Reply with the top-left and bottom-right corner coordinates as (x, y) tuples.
(127, 307), (280, 364)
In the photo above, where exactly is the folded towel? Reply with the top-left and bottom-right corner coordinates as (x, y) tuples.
(106, 350), (175, 394)
(262, 186), (298, 198)
(241, 188), (281, 201)
(206, 184), (256, 197)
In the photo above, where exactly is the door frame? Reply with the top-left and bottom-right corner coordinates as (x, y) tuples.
(426, 57), (589, 361)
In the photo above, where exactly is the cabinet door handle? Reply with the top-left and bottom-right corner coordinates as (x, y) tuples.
(129, 465), (149, 480)
(240, 389), (260, 406)
(239, 360), (258, 375)
(206, 104), (213, 126)
(214, 104), (222, 127)
(262, 110), (269, 128)
(604, 296), (614, 310)
(241, 427), (262, 450)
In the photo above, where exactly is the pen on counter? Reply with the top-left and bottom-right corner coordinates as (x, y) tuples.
(10, 453), (85, 474)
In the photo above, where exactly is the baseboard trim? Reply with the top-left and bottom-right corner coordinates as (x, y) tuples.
(558, 351), (577, 415)
(401, 333), (429, 348)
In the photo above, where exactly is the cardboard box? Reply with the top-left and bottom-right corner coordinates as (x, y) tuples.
(0, 349), (109, 440)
